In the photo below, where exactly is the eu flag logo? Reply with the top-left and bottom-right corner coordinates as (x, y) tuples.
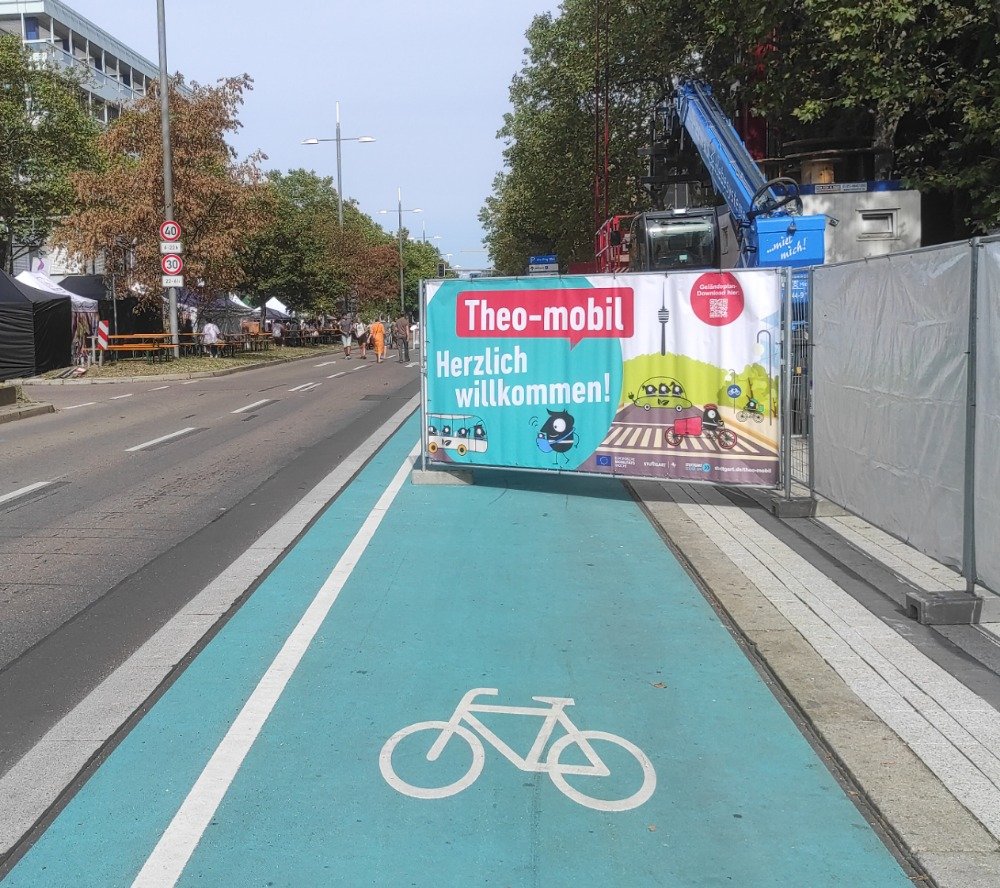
(596, 454), (612, 467)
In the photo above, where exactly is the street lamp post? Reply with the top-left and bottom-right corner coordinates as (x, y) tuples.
(379, 190), (422, 313)
(302, 104), (375, 229)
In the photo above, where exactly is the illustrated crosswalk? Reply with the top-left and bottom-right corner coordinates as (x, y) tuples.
(601, 422), (768, 456)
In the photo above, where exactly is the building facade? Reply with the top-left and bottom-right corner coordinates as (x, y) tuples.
(0, 0), (164, 126)
(0, 1), (182, 275)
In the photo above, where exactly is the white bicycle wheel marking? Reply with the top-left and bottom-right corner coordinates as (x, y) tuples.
(379, 688), (656, 811)
(379, 721), (485, 799)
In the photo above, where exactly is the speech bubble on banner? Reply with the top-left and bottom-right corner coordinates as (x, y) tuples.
(456, 287), (634, 348)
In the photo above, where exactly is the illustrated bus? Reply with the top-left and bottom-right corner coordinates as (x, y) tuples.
(426, 413), (489, 457)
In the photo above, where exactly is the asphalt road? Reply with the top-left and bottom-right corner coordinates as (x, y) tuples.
(0, 351), (420, 774)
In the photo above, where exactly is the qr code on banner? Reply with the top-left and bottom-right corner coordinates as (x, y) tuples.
(709, 298), (729, 319)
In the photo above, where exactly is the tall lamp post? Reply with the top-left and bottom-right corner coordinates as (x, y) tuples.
(302, 105), (374, 316)
(379, 189), (422, 313)
(302, 102), (375, 229)
(156, 0), (178, 357)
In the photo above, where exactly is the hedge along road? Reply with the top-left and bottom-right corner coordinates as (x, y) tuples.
(1, 414), (913, 887)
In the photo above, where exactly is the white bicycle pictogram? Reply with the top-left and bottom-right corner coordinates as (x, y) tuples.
(379, 687), (656, 812)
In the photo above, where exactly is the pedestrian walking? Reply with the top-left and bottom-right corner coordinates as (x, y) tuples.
(339, 314), (353, 358)
(272, 320), (284, 348)
(355, 318), (368, 359)
(394, 313), (410, 362)
(369, 317), (386, 363)
(202, 320), (221, 358)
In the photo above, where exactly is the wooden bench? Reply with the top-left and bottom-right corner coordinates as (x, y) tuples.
(102, 335), (176, 363)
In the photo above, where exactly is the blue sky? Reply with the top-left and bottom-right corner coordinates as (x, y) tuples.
(69, 0), (562, 270)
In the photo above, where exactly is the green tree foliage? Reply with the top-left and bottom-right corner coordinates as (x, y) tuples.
(0, 33), (99, 272)
(481, 6), (662, 276)
(239, 169), (404, 318)
(483, 0), (1000, 270)
(239, 169), (343, 314)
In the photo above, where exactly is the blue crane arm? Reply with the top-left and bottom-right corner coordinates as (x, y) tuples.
(671, 79), (826, 268)
(673, 80), (769, 226)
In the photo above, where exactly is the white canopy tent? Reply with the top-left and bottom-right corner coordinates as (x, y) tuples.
(16, 271), (98, 311)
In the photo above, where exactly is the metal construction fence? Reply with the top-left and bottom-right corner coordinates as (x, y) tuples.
(803, 236), (999, 594)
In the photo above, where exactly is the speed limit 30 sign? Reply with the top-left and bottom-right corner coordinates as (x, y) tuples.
(161, 254), (184, 275)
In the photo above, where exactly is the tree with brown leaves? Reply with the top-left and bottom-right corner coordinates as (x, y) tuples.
(56, 74), (271, 308)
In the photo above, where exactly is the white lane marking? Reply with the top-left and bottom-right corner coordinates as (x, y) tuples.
(132, 444), (418, 888)
(327, 371), (346, 379)
(288, 382), (322, 392)
(231, 399), (272, 415)
(109, 393), (133, 400)
(125, 427), (197, 453)
(181, 380), (197, 385)
(0, 481), (52, 505)
(314, 361), (337, 367)
(149, 385), (171, 392)
(64, 402), (96, 410)
(406, 362), (418, 368)
(352, 363), (371, 372)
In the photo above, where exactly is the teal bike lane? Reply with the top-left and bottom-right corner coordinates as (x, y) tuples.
(2, 414), (913, 887)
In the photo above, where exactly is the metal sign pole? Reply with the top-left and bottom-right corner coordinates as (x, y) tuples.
(962, 238), (981, 595)
(806, 265), (816, 493)
(782, 267), (793, 500)
(419, 279), (428, 472)
(156, 0), (179, 358)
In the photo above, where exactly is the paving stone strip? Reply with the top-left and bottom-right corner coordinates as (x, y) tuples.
(633, 480), (1000, 888)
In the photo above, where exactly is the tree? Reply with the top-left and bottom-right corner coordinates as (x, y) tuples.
(480, 2), (687, 275)
(239, 168), (342, 315)
(0, 33), (99, 272)
(55, 75), (270, 306)
(240, 169), (404, 318)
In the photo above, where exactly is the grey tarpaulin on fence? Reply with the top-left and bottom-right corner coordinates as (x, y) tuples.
(976, 240), (1000, 592)
(812, 244), (971, 572)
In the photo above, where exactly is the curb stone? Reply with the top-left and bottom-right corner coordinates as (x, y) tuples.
(0, 403), (55, 424)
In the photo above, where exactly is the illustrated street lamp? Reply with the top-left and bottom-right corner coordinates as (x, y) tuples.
(379, 190), (422, 313)
(756, 329), (774, 425)
(302, 102), (375, 229)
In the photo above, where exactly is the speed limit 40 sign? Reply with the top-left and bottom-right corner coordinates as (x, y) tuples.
(161, 254), (184, 275)
(160, 220), (182, 241)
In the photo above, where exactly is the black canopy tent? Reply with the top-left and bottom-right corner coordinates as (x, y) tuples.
(55, 274), (107, 301)
(0, 270), (72, 380)
(58, 275), (163, 336)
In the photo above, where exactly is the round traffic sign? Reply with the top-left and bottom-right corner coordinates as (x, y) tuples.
(161, 254), (184, 275)
(727, 384), (742, 398)
(160, 220), (182, 241)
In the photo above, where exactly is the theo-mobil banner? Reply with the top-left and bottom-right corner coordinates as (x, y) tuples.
(423, 271), (782, 485)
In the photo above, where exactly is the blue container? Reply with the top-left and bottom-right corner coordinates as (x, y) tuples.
(755, 215), (826, 268)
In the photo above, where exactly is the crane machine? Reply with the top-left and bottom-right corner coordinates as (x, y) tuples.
(596, 80), (826, 274)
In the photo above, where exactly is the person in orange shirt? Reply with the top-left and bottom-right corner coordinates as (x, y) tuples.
(369, 317), (386, 363)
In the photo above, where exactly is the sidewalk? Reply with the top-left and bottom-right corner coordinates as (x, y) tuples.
(635, 480), (1000, 887)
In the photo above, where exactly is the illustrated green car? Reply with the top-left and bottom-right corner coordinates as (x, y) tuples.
(628, 377), (692, 412)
